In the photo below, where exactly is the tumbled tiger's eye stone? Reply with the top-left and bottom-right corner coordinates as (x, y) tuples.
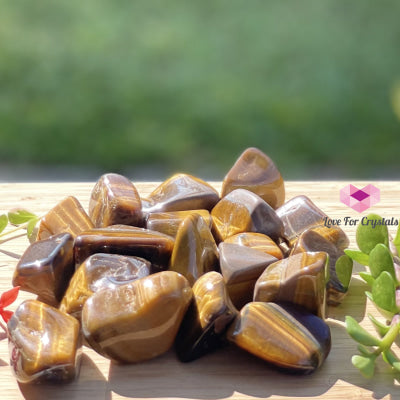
(221, 147), (285, 209)
(82, 271), (192, 363)
(219, 242), (278, 309)
(211, 189), (284, 242)
(276, 195), (349, 249)
(308, 224), (350, 251)
(60, 253), (150, 319)
(291, 229), (350, 306)
(143, 174), (219, 213)
(89, 173), (143, 228)
(146, 209), (212, 238)
(37, 196), (94, 241)
(175, 271), (237, 362)
(169, 214), (219, 286)
(227, 302), (331, 374)
(8, 299), (81, 383)
(224, 232), (283, 260)
(12, 233), (74, 305)
(74, 226), (174, 272)
(254, 252), (327, 318)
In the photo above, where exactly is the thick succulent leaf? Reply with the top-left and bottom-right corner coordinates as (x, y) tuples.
(368, 314), (390, 337)
(359, 272), (375, 287)
(345, 316), (381, 346)
(335, 255), (353, 289)
(371, 271), (397, 314)
(344, 249), (369, 266)
(352, 354), (376, 378)
(369, 244), (395, 281)
(356, 214), (389, 255)
(0, 214), (8, 234)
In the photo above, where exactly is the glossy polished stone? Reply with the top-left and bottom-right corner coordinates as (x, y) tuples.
(221, 147), (285, 209)
(276, 195), (348, 249)
(227, 302), (331, 374)
(12, 233), (74, 305)
(74, 226), (174, 272)
(254, 252), (327, 318)
(307, 224), (349, 251)
(37, 196), (94, 240)
(224, 232), (283, 260)
(175, 271), (237, 362)
(89, 173), (142, 228)
(143, 174), (219, 213)
(82, 271), (192, 363)
(211, 189), (284, 242)
(146, 209), (212, 238)
(60, 253), (150, 319)
(291, 229), (349, 306)
(219, 242), (278, 309)
(8, 299), (81, 383)
(169, 214), (219, 286)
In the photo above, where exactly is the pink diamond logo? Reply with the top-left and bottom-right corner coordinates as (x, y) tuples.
(340, 184), (380, 213)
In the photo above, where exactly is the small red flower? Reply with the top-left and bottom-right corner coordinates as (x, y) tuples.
(0, 286), (19, 323)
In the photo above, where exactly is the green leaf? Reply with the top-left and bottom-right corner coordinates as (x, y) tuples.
(371, 271), (397, 314)
(8, 209), (38, 225)
(345, 316), (381, 346)
(369, 243), (395, 281)
(0, 214), (8, 234)
(393, 223), (400, 257)
(359, 272), (375, 286)
(335, 255), (353, 289)
(382, 349), (400, 372)
(368, 314), (390, 337)
(357, 344), (374, 356)
(352, 354), (376, 378)
(26, 217), (39, 238)
(344, 249), (369, 266)
(356, 214), (389, 255)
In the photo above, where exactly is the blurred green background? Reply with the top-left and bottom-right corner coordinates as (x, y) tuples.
(1, 0), (400, 181)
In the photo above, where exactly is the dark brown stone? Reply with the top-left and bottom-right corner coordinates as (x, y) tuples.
(211, 189), (285, 242)
(60, 253), (150, 319)
(143, 174), (219, 213)
(8, 299), (81, 383)
(13, 233), (75, 305)
(253, 251), (328, 318)
(89, 173), (142, 228)
(74, 226), (174, 272)
(221, 147), (285, 209)
(219, 242), (278, 309)
(169, 214), (219, 286)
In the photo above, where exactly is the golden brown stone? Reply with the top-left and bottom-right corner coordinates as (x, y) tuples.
(219, 242), (278, 309)
(290, 229), (350, 306)
(221, 147), (285, 209)
(253, 251), (327, 318)
(143, 174), (219, 213)
(211, 189), (284, 242)
(89, 173), (142, 228)
(12, 233), (74, 305)
(81, 271), (192, 363)
(276, 195), (349, 249)
(175, 271), (237, 362)
(146, 209), (212, 238)
(8, 299), (81, 383)
(37, 196), (94, 240)
(60, 253), (150, 319)
(74, 226), (174, 272)
(169, 214), (219, 286)
(224, 232), (283, 260)
(227, 302), (331, 374)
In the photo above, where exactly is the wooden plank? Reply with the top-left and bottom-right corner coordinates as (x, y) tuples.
(0, 181), (400, 400)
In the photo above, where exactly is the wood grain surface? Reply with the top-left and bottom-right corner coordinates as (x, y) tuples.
(1, 181), (400, 400)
